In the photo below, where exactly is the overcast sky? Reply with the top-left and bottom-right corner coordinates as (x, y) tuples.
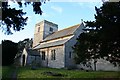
(0, 1), (103, 43)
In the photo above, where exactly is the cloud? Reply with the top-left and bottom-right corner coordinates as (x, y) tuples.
(51, 6), (63, 13)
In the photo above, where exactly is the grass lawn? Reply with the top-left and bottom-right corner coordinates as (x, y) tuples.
(2, 66), (120, 79)
(17, 67), (120, 78)
(2, 66), (15, 78)
(0, 66), (2, 79)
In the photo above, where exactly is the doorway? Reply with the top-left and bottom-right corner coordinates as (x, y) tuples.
(22, 55), (25, 66)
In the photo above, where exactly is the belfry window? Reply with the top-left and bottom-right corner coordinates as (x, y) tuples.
(50, 27), (53, 32)
(38, 27), (40, 32)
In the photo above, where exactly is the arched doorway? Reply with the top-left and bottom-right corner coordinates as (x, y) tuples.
(22, 55), (25, 66)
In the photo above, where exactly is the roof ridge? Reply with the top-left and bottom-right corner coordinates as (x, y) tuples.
(56, 24), (80, 33)
(44, 24), (80, 38)
(43, 23), (81, 41)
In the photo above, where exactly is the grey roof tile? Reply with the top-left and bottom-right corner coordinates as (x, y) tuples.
(26, 49), (40, 56)
(34, 38), (70, 49)
(43, 24), (80, 41)
(33, 24), (81, 49)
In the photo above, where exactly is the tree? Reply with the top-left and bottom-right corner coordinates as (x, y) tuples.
(14, 38), (33, 66)
(73, 2), (120, 70)
(17, 38), (33, 53)
(73, 31), (100, 71)
(87, 2), (120, 66)
(2, 40), (18, 66)
(0, 0), (48, 35)
(2, 38), (33, 66)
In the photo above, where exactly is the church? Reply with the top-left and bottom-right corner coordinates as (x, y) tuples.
(32, 20), (84, 68)
(21, 20), (119, 71)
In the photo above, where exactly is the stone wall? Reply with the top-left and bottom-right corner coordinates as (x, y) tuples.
(48, 45), (65, 68)
(39, 45), (65, 68)
(26, 55), (41, 66)
(64, 23), (84, 68)
(33, 22), (44, 47)
(77, 59), (120, 71)
(92, 59), (120, 71)
(33, 20), (58, 47)
(38, 48), (48, 67)
(43, 22), (58, 39)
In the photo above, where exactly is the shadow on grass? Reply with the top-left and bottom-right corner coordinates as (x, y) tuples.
(2, 66), (18, 80)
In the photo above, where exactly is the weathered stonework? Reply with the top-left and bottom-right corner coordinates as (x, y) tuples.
(33, 20), (58, 47)
(36, 45), (64, 68)
(21, 20), (120, 71)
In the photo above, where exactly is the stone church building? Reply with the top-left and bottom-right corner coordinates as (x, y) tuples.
(21, 20), (119, 71)
(32, 20), (84, 68)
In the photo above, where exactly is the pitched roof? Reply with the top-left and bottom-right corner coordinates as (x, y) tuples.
(34, 38), (70, 49)
(43, 24), (80, 42)
(26, 49), (40, 56)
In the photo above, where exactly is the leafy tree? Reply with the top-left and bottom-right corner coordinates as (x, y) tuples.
(2, 40), (18, 66)
(14, 38), (33, 65)
(0, 0), (48, 35)
(18, 38), (33, 53)
(73, 2), (120, 70)
(73, 32), (100, 70)
(87, 2), (120, 66)
(2, 38), (32, 66)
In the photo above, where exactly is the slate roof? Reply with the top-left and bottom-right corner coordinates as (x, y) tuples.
(34, 38), (70, 49)
(33, 23), (81, 49)
(26, 49), (40, 56)
(43, 24), (80, 41)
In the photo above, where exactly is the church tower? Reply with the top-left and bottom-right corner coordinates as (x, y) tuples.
(33, 20), (58, 47)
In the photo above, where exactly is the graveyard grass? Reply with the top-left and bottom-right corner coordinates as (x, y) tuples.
(2, 66), (120, 79)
